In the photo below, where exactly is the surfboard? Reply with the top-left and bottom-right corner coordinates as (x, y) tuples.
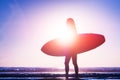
(41, 33), (105, 56)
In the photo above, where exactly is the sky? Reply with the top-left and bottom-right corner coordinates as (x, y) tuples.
(0, 0), (120, 68)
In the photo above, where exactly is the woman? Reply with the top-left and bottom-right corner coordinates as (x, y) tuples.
(64, 18), (78, 78)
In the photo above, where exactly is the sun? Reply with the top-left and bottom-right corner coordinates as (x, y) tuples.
(48, 18), (78, 46)
(50, 27), (76, 50)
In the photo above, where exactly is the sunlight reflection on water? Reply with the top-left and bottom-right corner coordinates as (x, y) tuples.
(0, 67), (120, 80)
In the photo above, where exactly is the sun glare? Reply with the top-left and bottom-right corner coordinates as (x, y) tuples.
(56, 26), (76, 46)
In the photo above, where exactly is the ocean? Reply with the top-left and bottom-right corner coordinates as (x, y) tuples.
(0, 67), (120, 80)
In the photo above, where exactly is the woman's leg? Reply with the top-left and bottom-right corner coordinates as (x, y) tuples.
(64, 55), (71, 78)
(72, 54), (78, 77)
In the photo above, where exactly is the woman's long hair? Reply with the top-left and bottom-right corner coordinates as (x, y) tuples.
(66, 18), (77, 34)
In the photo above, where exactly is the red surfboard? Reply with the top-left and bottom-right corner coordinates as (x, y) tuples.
(41, 33), (105, 56)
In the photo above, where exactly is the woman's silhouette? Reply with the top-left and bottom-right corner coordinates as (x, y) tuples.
(65, 18), (78, 78)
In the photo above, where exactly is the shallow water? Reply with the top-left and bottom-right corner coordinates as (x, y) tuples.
(0, 67), (120, 80)
(0, 76), (119, 80)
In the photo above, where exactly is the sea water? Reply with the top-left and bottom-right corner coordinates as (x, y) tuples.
(0, 67), (120, 80)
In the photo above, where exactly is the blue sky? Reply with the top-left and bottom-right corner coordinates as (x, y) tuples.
(0, 0), (120, 67)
